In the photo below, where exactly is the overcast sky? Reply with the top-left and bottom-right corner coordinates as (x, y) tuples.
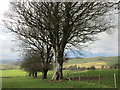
(0, 0), (118, 61)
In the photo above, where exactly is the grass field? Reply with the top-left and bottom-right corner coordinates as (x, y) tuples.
(2, 69), (119, 88)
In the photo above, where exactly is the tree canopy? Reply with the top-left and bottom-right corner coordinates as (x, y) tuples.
(4, 1), (118, 80)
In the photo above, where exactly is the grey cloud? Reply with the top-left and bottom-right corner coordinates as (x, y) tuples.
(86, 29), (118, 55)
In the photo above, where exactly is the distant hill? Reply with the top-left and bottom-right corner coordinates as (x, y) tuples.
(1, 56), (119, 70)
(1, 60), (17, 64)
(63, 56), (119, 68)
(0, 60), (20, 70)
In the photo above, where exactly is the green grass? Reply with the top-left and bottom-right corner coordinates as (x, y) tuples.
(2, 69), (119, 88)
(2, 70), (27, 77)
(2, 76), (111, 88)
(105, 56), (118, 66)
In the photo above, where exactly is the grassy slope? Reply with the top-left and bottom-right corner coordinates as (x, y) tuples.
(2, 69), (119, 88)
(63, 56), (118, 68)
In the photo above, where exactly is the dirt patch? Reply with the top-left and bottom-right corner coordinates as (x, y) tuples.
(46, 80), (64, 83)
(45, 76), (103, 83)
(67, 86), (73, 88)
(0, 77), (16, 78)
(64, 76), (102, 81)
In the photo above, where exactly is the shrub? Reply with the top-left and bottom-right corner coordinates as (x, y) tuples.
(89, 66), (96, 70)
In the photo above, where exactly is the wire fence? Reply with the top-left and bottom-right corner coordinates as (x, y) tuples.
(63, 70), (118, 88)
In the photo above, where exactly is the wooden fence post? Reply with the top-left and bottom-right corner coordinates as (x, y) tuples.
(98, 74), (101, 84)
(114, 73), (117, 88)
(88, 74), (90, 82)
(79, 73), (81, 81)
(72, 73), (74, 79)
(67, 73), (69, 77)
(68, 73), (71, 81)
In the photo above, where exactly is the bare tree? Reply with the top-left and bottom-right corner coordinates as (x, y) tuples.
(20, 50), (42, 78)
(20, 49), (53, 79)
(4, 1), (118, 80)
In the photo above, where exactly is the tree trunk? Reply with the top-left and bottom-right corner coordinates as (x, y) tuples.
(51, 42), (65, 80)
(34, 72), (37, 78)
(28, 72), (32, 76)
(52, 60), (63, 80)
(52, 50), (63, 80)
(32, 72), (35, 77)
(42, 69), (48, 79)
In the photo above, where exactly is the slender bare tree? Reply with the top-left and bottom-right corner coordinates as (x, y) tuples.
(4, 1), (118, 80)
(20, 49), (53, 79)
